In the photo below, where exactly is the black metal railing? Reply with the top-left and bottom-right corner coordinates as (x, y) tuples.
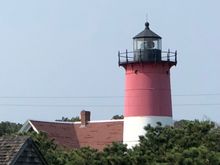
(118, 49), (177, 66)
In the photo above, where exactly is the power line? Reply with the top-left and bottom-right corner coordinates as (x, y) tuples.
(0, 103), (219, 107)
(0, 104), (123, 107)
(0, 93), (219, 99)
(0, 96), (123, 99)
(173, 103), (220, 106)
(173, 93), (220, 96)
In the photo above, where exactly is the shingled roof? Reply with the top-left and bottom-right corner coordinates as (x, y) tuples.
(20, 116), (123, 150)
(0, 136), (47, 165)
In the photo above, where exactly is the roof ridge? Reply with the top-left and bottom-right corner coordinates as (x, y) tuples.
(29, 119), (124, 124)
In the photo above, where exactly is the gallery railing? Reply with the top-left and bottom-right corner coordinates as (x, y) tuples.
(118, 49), (177, 66)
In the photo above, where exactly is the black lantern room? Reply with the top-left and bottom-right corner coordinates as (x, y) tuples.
(133, 22), (162, 62)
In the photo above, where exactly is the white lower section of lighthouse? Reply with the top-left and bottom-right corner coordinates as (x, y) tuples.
(123, 116), (173, 148)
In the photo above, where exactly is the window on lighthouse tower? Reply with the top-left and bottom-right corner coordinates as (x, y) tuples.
(133, 38), (162, 51)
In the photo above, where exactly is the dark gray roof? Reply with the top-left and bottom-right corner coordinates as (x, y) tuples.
(0, 136), (47, 165)
(133, 22), (161, 39)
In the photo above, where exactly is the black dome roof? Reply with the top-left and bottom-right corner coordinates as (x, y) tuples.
(133, 22), (161, 39)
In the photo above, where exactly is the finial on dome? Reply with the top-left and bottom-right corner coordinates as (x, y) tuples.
(145, 22), (150, 29)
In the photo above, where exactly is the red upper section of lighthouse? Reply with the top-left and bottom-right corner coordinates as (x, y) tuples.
(119, 21), (177, 118)
(124, 63), (173, 117)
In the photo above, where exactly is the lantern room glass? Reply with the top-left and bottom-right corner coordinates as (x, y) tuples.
(133, 38), (162, 51)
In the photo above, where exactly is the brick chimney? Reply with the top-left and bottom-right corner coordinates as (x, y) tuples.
(80, 110), (90, 126)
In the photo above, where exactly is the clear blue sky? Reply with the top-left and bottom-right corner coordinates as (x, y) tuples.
(0, 0), (219, 123)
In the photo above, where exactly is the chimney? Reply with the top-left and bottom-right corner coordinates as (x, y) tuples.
(80, 110), (90, 126)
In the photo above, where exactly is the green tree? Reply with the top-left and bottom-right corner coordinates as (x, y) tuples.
(16, 120), (220, 164)
(28, 132), (101, 165)
(0, 121), (22, 136)
(56, 116), (81, 122)
(111, 115), (124, 120)
(26, 132), (63, 164)
(101, 142), (131, 165)
(131, 120), (220, 164)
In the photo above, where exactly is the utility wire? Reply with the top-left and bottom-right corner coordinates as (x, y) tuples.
(0, 93), (219, 107)
(174, 103), (220, 106)
(0, 103), (219, 107)
(173, 93), (220, 96)
(0, 93), (219, 99)
(0, 104), (123, 107)
(0, 96), (123, 99)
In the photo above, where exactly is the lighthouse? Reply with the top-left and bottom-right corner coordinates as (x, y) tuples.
(118, 22), (177, 148)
